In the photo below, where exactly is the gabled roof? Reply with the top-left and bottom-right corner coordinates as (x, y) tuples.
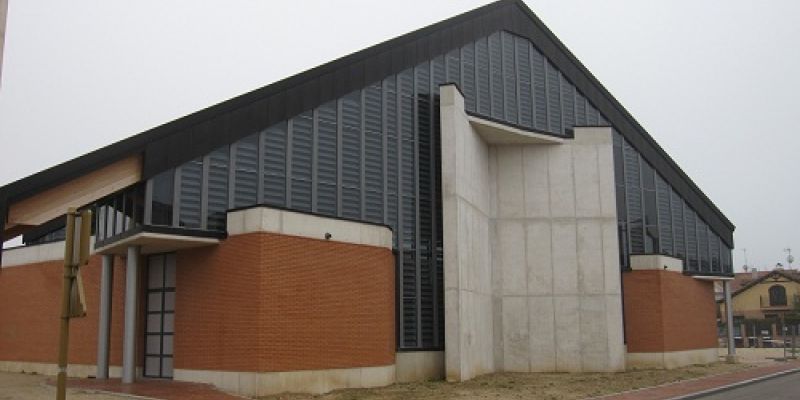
(729, 269), (800, 298)
(0, 0), (735, 247)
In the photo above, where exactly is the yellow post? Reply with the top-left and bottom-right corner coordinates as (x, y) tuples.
(56, 208), (92, 400)
(56, 209), (77, 400)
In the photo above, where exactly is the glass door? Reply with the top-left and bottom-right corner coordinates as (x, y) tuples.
(144, 253), (175, 378)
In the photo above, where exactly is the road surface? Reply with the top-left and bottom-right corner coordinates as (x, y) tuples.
(695, 370), (800, 400)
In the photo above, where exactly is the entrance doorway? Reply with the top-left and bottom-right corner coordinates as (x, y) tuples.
(144, 253), (175, 378)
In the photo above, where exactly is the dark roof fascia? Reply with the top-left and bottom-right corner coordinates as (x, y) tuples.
(502, 1), (734, 245)
(0, 0), (734, 247)
(730, 270), (800, 297)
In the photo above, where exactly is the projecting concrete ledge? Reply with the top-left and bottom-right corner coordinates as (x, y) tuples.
(94, 231), (219, 256)
(630, 254), (683, 273)
(467, 114), (566, 145)
(226, 206), (393, 249)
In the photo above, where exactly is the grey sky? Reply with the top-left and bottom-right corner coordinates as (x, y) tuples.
(1, 1), (797, 270)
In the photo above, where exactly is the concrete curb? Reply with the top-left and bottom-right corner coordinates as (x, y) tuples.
(37, 379), (159, 400)
(666, 367), (800, 400)
(72, 389), (158, 400)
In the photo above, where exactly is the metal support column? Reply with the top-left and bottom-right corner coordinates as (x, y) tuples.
(96, 254), (114, 379)
(122, 246), (140, 383)
(724, 280), (737, 362)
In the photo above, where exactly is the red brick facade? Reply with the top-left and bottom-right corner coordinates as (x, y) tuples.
(623, 270), (718, 352)
(0, 232), (394, 374)
(175, 232), (396, 372)
(0, 254), (129, 366)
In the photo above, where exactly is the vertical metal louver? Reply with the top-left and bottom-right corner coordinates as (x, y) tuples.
(341, 91), (362, 219)
(575, 92), (587, 126)
(641, 160), (658, 253)
(623, 140), (643, 254)
(431, 55), (445, 348)
(446, 48), (460, 85)
(722, 245), (732, 273)
(586, 101), (599, 125)
(402, 249), (418, 347)
(488, 32), (504, 119)
(710, 233), (721, 273)
(262, 122), (287, 207)
(384, 76), (399, 248)
(475, 37), (490, 116)
(290, 112), (314, 212)
(612, 131), (628, 268)
(461, 42), (476, 112)
(364, 84), (384, 223)
(501, 32), (518, 124)
(561, 80), (575, 131)
(399, 65), (418, 348)
(655, 174), (673, 255)
(685, 208), (698, 272)
(417, 60), (435, 348)
(206, 147), (229, 231)
(546, 61), (562, 134)
(316, 101), (338, 216)
(531, 45), (547, 131)
(671, 190), (686, 261)
(515, 36), (533, 127)
(698, 220), (709, 272)
(178, 159), (203, 228)
(233, 134), (259, 208)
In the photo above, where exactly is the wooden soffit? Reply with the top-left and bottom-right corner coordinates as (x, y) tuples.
(4, 155), (142, 237)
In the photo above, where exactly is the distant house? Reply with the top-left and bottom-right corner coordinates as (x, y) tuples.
(718, 269), (800, 344)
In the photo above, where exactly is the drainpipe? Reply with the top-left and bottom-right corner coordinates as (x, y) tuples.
(724, 280), (737, 362)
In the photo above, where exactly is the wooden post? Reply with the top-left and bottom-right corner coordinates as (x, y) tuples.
(55, 208), (91, 400)
(55, 210), (76, 400)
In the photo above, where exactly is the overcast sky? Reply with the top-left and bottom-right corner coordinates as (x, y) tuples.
(1, 1), (797, 270)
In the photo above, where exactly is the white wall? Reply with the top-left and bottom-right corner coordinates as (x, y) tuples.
(441, 85), (625, 381)
(441, 85), (494, 382)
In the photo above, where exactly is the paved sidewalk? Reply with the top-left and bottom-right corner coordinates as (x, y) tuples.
(592, 361), (800, 400)
(60, 377), (244, 400)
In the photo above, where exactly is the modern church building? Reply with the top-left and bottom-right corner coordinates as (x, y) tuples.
(0, 1), (735, 396)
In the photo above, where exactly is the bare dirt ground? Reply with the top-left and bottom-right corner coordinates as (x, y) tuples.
(258, 362), (753, 400)
(732, 347), (799, 364)
(0, 372), (129, 400)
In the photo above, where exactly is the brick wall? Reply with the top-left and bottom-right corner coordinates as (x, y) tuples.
(175, 232), (395, 372)
(623, 270), (718, 353)
(0, 254), (129, 367)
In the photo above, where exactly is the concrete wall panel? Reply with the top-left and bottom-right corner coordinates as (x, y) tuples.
(528, 296), (556, 371)
(441, 85), (624, 380)
(523, 146), (551, 218)
(552, 221), (579, 295)
(526, 221), (553, 296)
